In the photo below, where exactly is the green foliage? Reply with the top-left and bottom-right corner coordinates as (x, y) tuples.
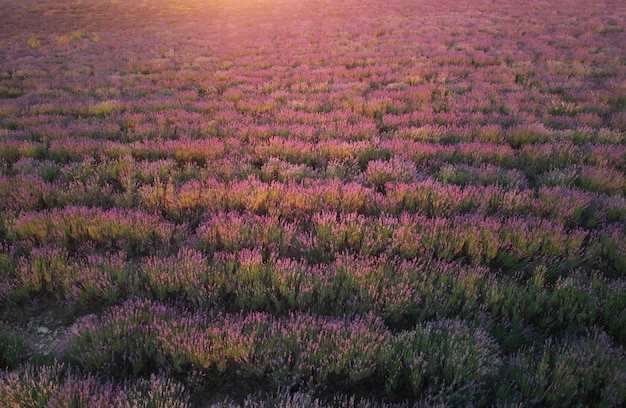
(485, 268), (612, 337)
(0, 327), (26, 369)
(502, 330), (626, 407)
(387, 319), (501, 405)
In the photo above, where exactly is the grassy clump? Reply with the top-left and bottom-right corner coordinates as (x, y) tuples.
(0, 326), (26, 370)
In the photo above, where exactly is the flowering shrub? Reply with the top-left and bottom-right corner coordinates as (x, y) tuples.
(194, 212), (300, 257)
(141, 248), (211, 303)
(248, 313), (393, 390)
(191, 388), (394, 408)
(387, 320), (501, 405)
(0, 362), (190, 408)
(6, 206), (180, 256)
(61, 299), (265, 383)
(502, 330), (626, 406)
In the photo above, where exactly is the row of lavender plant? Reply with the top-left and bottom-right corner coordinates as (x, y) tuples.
(2, 165), (625, 228)
(4, 207), (621, 274)
(2, 245), (624, 347)
(2, 136), (624, 180)
(0, 362), (190, 408)
(4, 298), (622, 406)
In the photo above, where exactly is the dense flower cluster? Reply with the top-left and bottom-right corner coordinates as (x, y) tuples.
(1, 0), (625, 406)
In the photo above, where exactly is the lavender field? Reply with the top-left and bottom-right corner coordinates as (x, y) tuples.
(1, 0), (625, 406)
